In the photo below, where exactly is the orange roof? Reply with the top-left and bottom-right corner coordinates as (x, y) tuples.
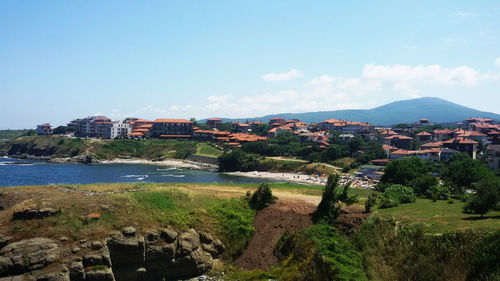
(416, 131), (432, 136)
(384, 134), (413, 140)
(136, 124), (153, 128)
(321, 118), (342, 124)
(379, 130), (398, 135)
(421, 141), (443, 148)
(457, 131), (487, 137)
(159, 135), (191, 138)
(207, 118), (222, 121)
(391, 149), (411, 155)
(128, 132), (144, 136)
(133, 128), (150, 132)
(153, 119), (193, 123)
(442, 137), (478, 145)
(268, 128), (277, 133)
(382, 144), (397, 150)
(433, 129), (453, 134)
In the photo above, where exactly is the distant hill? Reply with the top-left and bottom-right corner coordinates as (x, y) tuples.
(202, 97), (500, 126)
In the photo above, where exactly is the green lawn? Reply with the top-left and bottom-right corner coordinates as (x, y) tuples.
(196, 143), (223, 157)
(376, 198), (500, 233)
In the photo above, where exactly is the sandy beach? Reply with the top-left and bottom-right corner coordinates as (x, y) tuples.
(99, 158), (218, 171)
(225, 171), (328, 185)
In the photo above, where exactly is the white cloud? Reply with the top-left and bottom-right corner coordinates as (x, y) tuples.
(261, 69), (303, 81)
(362, 64), (480, 86)
(455, 12), (476, 18)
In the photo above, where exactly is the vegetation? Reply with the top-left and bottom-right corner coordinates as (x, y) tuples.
(0, 129), (31, 139)
(463, 177), (500, 217)
(312, 174), (357, 224)
(248, 183), (276, 210)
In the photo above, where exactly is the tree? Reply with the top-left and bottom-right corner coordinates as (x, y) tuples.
(440, 153), (494, 194)
(249, 183), (276, 210)
(410, 174), (439, 195)
(463, 178), (500, 217)
(348, 135), (365, 156)
(252, 123), (272, 137)
(364, 193), (378, 213)
(380, 157), (429, 187)
(312, 174), (357, 223)
(217, 150), (260, 172)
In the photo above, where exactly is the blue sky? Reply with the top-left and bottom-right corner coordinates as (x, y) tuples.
(1, 0), (499, 129)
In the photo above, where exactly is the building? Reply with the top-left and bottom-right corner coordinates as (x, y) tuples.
(384, 134), (413, 150)
(95, 120), (113, 139)
(487, 144), (500, 170)
(206, 118), (223, 129)
(268, 118), (286, 126)
(456, 131), (487, 144)
(36, 123), (53, 136)
(68, 116), (112, 137)
(152, 119), (193, 138)
(111, 121), (132, 139)
(318, 119), (374, 134)
(433, 129), (453, 141)
(442, 137), (478, 159)
(416, 131), (432, 143)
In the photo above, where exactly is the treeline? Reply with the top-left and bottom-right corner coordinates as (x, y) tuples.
(218, 132), (385, 172)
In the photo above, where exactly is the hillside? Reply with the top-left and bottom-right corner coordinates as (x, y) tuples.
(204, 97), (500, 126)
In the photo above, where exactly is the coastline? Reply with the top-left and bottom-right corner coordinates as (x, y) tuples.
(225, 171), (327, 186)
(99, 158), (218, 171)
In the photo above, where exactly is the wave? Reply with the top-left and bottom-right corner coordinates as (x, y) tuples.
(160, 174), (185, 178)
(122, 174), (149, 178)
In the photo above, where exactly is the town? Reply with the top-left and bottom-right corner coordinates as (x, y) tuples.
(35, 115), (500, 173)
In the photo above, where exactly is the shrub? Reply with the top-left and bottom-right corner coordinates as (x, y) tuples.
(463, 178), (500, 217)
(426, 185), (450, 201)
(364, 193), (378, 213)
(378, 196), (399, 209)
(383, 184), (416, 204)
(249, 183), (276, 210)
(468, 231), (500, 280)
(312, 174), (357, 223)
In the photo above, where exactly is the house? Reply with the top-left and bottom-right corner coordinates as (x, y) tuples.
(442, 137), (478, 159)
(384, 134), (413, 150)
(440, 148), (459, 162)
(318, 119), (373, 134)
(433, 129), (453, 141)
(268, 118), (286, 126)
(420, 141), (443, 149)
(68, 116), (112, 137)
(36, 123), (53, 136)
(389, 149), (413, 160)
(382, 144), (397, 156)
(236, 123), (251, 133)
(267, 125), (292, 138)
(416, 148), (440, 161)
(410, 118), (433, 128)
(416, 131), (432, 143)
(456, 131), (487, 144)
(95, 121), (113, 139)
(487, 144), (500, 170)
(111, 121), (132, 139)
(152, 119), (193, 138)
(339, 134), (354, 143)
(206, 118), (223, 129)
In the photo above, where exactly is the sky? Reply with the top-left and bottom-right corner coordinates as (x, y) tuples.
(1, 0), (500, 129)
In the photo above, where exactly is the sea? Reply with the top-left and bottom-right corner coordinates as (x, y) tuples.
(0, 156), (276, 187)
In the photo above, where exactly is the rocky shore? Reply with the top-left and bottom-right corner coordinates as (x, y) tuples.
(0, 227), (225, 281)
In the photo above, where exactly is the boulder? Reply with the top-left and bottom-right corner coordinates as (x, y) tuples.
(36, 272), (70, 281)
(69, 262), (85, 281)
(159, 228), (177, 243)
(84, 267), (115, 281)
(106, 229), (144, 267)
(177, 229), (200, 256)
(0, 238), (59, 277)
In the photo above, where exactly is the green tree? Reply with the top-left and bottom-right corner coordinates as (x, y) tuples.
(463, 177), (500, 217)
(252, 123), (272, 137)
(249, 182), (276, 210)
(312, 174), (357, 223)
(348, 135), (365, 156)
(440, 153), (494, 194)
(364, 193), (378, 213)
(380, 157), (430, 187)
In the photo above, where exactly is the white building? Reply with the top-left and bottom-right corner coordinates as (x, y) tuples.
(111, 121), (132, 139)
(36, 123), (53, 136)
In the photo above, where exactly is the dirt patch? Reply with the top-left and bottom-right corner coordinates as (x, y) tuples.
(235, 199), (315, 271)
(335, 206), (370, 236)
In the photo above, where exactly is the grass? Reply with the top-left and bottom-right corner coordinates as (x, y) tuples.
(196, 143), (223, 157)
(376, 197), (500, 233)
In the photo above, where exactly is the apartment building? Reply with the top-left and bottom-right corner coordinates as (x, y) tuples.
(152, 119), (193, 138)
(36, 123), (53, 136)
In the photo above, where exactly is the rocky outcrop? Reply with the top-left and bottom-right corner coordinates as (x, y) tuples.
(0, 227), (224, 281)
(0, 238), (59, 276)
(11, 200), (59, 220)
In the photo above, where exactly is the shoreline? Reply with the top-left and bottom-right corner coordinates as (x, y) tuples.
(99, 158), (218, 171)
(224, 171), (327, 186)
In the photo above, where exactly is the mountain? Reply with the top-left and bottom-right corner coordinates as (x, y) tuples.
(202, 97), (500, 126)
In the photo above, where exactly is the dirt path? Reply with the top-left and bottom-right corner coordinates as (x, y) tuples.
(234, 199), (316, 271)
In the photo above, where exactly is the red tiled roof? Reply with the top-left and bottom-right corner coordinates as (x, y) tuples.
(416, 131), (432, 136)
(128, 132), (144, 136)
(384, 134), (413, 140)
(154, 119), (193, 123)
(159, 135), (192, 138)
(442, 137), (478, 145)
(421, 141), (443, 148)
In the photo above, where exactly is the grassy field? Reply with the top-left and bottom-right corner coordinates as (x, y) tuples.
(195, 142), (223, 157)
(375, 197), (500, 233)
(0, 129), (30, 140)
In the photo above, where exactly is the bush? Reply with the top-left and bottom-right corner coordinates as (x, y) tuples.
(312, 174), (357, 223)
(364, 193), (378, 213)
(463, 177), (500, 217)
(426, 185), (450, 201)
(378, 196), (399, 209)
(249, 183), (276, 210)
(468, 231), (500, 280)
(410, 174), (439, 195)
(383, 184), (416, 204)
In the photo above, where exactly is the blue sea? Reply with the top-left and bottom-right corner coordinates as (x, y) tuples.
(0, 157), (275, 187)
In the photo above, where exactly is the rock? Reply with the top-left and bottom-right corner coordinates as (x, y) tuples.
(0, 237), (12, 249)
(82, 253), (111, 267)
(145, 230), (160, 243)
(90, 241), (103, 250)
(69, 262), (85, 281)
(84, 267), (115, 281)
(160, 228), (178, 243)
(198, 231), (214, 244)
(12, 201), (59, 220)
(177, 229), (200, 256)
(36, 272), (70, 281)
(106, 230), (144, 267)
(122, 227), (136, 237)
(59, 237), (69, 243)
(71, 247), (81, 254)
(0, 238), (59, 276)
